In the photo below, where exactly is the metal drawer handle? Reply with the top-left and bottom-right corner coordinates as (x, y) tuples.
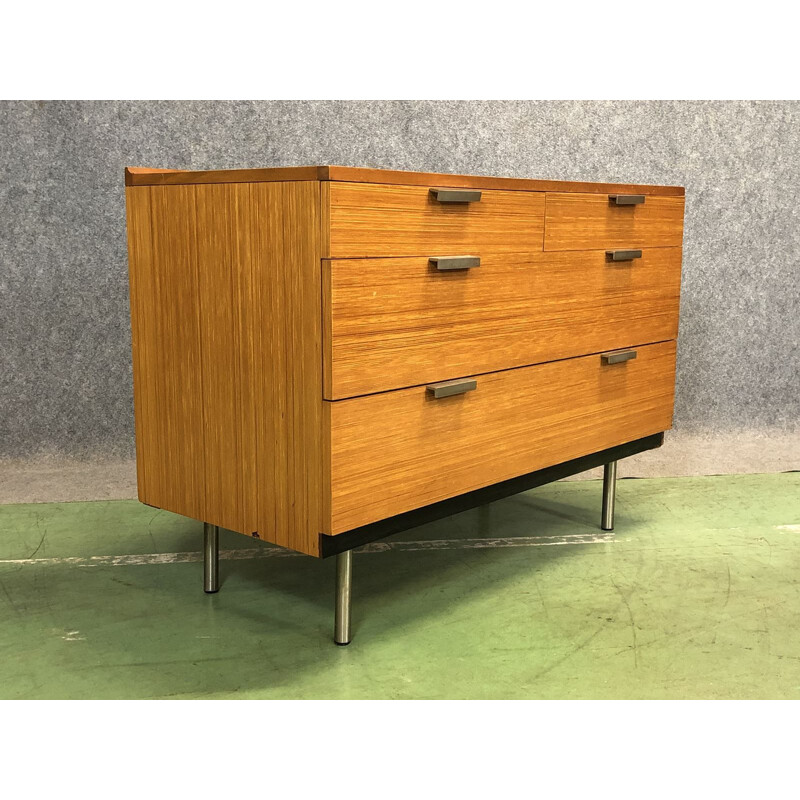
(606, 249), (642, 261)
(430, 188), (482, 203)
(430, 256), (481, 270)
(426, 378), (477, 398)
(601, 350), (638, 365)
(609, 194), (645, 205)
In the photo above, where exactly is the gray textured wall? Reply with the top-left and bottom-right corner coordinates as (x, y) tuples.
(1, 100), (798, 461)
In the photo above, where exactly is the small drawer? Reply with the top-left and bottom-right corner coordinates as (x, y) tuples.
(326, 181), (545, 258)
(326, 340), (677, 533)
(323, 248), (682, 399)
(544, 192), (685, 251)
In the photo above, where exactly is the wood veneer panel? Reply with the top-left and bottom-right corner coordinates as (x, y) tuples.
(328, 182), (545, 257)
(126, 167), (185, 181)
(324, 167), (685, 196)
(194, 184), (258, 533)
(126, 165), (685, 196)
(125, 166), (322, 186)
(324, 248), (682, 398)
(267, 181), (325, 556)
(327, 341), (677, 533)
(126, 187), (158, 504)
(126, 181), (324, 555)
(126, 185), (206, 520)
(545, 193), (685, 250)
(319, 180), (331, 258)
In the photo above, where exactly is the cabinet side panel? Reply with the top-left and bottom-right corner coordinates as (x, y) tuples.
(126, 187), (156, 501)
(126, 185), (207, 519)
(194, 184), (258, 533)
(125, 181), (324, 556)
(251, 182), (324, 555)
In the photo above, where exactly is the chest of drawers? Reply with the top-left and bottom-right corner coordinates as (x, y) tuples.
(125, 165), (685, 644)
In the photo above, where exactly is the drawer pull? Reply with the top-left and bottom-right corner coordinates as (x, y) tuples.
(606, 249), (643, 262)
(426, 378), (477, 398)
(601, 350), (638, 365)
(430, 188), (482, 203)
(609, 194), (645, 205)
(430, 256), (481, 270)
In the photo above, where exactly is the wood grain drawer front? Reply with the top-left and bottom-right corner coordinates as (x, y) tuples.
(324, 248), (682, 399)
(327, 340), (677, 533)
(327, 182), (545, 258)
(544, 192), (685, 251)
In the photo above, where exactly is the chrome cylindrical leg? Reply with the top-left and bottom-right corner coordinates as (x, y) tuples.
(334, 550), (353, 646)
(204, 523), (219, 593)
(601, 460), (618, 531)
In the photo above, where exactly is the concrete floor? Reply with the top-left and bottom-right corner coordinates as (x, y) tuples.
(1, 473), (798, 699)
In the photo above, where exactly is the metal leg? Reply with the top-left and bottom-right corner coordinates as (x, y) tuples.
(601, 460), (618, 531)
(334, 550), (353, 646)
(204, 523), (219, 593)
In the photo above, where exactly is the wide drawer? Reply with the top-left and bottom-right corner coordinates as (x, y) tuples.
(544, 192), (685, 251)
(324, 248), (682, 398)
(326, 181), (545, 258)
(327, 340), (677, 533)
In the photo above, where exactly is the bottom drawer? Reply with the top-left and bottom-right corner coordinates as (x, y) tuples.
(327, 340), (677, 533)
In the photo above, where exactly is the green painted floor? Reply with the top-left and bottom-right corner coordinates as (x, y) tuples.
(1, 473), (799, 699)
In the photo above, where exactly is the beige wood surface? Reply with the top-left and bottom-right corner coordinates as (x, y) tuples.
(545, 192), (685, 250)
(324, 248), (682, 399)
(327, 341), (677, 533)
(328, 182), (546, 258)
(126, 181), (324, 556)
(126, 165), (685, 196)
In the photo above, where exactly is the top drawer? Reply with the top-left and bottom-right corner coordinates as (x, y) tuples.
(326, 182), (545, 258)
(544, 192), (685, 250)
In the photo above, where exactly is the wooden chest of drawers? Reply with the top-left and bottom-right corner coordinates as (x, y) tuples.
(125, 165), (684, 644)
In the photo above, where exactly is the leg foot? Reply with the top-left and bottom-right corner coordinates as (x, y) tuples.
(204, 522), (220, 593)
(601, 461), (617, 531)
(334, 550), (353, 645)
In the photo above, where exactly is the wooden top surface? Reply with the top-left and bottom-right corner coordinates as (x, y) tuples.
(125, 165), (685, 196)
